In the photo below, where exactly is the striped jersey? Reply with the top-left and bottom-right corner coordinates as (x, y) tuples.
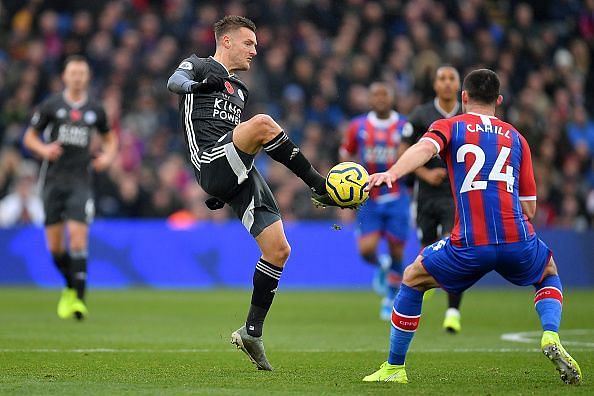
(421, 112), (537, 247)
(341, 111), (412, 201)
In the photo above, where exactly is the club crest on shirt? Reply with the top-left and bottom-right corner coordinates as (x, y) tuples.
(84, 111), (97, 124)
(237, 88), (244, 101)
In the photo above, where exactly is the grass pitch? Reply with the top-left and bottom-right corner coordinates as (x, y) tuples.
(0, 288), (592, 395)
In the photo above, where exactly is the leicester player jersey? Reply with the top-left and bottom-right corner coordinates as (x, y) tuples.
(421, 112), (536, 247)
(404, 99), (462, 200)
(172, 55), (249, 169)
(29, 92), (110, 181)
(341, 111), (412, 201)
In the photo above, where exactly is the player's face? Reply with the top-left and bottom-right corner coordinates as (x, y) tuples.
(227, 27), (257, 71)
(369, 85), (394, 115)
(62, 61), (90, 92)
(434, 68), (460, 101)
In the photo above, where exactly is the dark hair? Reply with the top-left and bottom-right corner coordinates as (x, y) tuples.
(213, 15), (256, 40)
(462, 69), (500, 104)
(63, 55), (89, 69)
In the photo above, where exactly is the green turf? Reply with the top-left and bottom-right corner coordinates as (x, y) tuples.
(0, 288), (592, 395)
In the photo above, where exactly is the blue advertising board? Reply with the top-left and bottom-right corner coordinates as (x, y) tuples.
(1, 221), (592, 288)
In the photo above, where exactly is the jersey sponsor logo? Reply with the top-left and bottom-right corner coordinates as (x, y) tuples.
(534, 286), (563, 305)
(179, 61), (193, 70)
(56, 108), (68, 118)
(391, 310), (420, 332)
(224, 81), (234, 94)
(363, 146), (397, 164)
(237, 88), (244, 101)
(58, 124), (90, 147)
(213, 97), (242, 125)
(84, 110), (97, 124)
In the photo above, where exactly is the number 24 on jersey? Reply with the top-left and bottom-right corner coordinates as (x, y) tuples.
(456, 144), (515, 194)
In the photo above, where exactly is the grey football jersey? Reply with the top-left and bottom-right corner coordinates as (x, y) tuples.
(169, 55), (250, 158)
(29, 93), (109, 181)
(404, 99), (462, 200)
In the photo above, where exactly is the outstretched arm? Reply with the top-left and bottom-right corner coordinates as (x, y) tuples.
(167, 69), (226, 95)
(167, 70), (196, 94)
(366, 139), (436, 190)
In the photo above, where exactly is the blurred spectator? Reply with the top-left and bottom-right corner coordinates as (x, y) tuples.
(0, 161), (44, 227)
(567, 106), (594, 158)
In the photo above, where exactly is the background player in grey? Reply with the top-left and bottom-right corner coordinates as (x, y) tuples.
(167, 16), (341, 371)
(401, 66), (464, 333)
(23, 56), (118, 320)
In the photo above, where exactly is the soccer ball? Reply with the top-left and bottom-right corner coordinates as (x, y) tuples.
(325, 162), (370, 207)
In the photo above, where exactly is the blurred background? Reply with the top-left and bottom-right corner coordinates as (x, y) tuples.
(0, 0), (593, 287)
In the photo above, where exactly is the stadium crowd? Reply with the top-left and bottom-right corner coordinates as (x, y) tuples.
(0, 0), (593, 229)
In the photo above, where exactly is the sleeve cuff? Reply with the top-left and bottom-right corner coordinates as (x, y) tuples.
(519, 196), (537, 201)
(419, 137), (441, 154)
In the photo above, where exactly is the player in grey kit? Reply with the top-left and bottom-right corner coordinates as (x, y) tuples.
(23, 55), (118, 320)
(167, 16), (340, 371)
(401, 66), (464, 333)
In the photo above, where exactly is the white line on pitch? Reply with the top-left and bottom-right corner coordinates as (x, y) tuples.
(1, 347), (592, 354)
(501, 329), (594, 347)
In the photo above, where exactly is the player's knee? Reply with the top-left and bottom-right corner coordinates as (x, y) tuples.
(251, 114), (275, 129)
(402, 264), (417, 283)
(402, 260), (426, 289)
(250, 114), (281, 142)
(388, 243), (403, 260)
(69, 236), (87, 252)
(542, 257), (558, 277)
(358, 244), (375, 259)
(272, 242), (291, 266)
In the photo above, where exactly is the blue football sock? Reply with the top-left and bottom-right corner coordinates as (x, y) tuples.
(534, 275), (563, 333)
(388, 284), (424, 365)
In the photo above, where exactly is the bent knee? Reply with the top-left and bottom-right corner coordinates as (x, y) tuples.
(542, 256), (558, 278)
(403, 264), (418, 282)
(267, 242), (291, 266)
(250, 114), (276, 129)
(358, 244), (376, 259)
(250, 114), (281, 141)
(278, 242), (291, 263)
(402, 258), (432, 290)
(69, 236), (88, 252)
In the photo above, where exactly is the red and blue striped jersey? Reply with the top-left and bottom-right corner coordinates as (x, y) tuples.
(341, 111), (412, 201)
(421, 112), (536, 247)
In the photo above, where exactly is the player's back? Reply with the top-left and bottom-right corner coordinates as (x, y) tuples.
(424, 112), (536, 247)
